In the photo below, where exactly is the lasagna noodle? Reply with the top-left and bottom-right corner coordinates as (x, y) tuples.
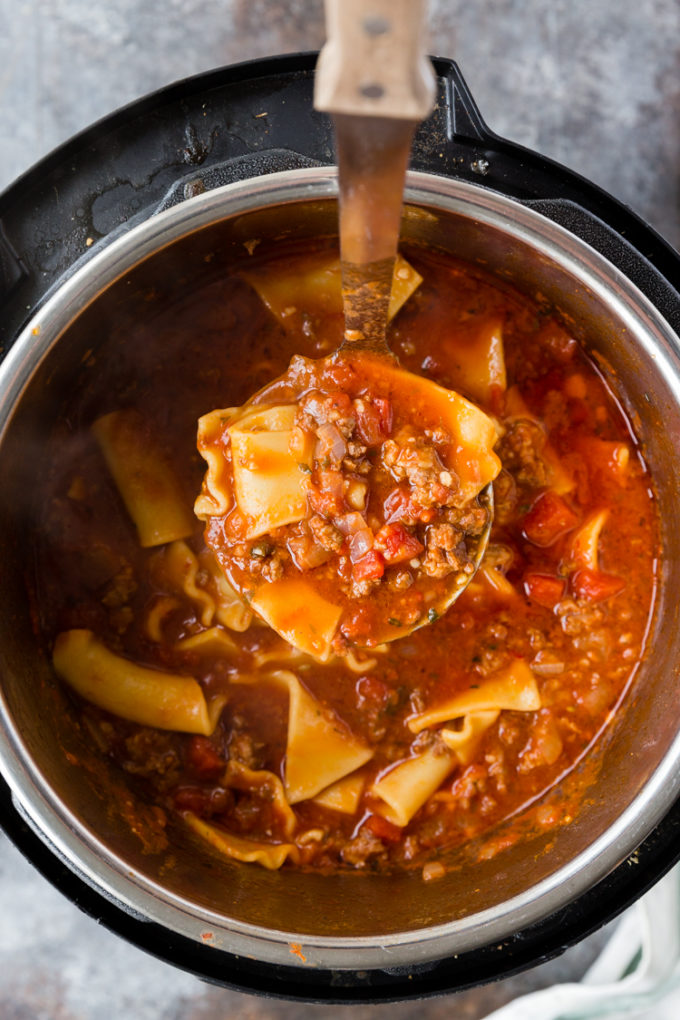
(370, 745), (457, 827)
(354, 358), (501, 503)
(53, 629), (225, 735)
(250, 577), (343, 661)
(92, 409), (194, 547)
(242, 251), (423, 326)
(442, 315), (507, 405)
(312, 771), (366, 814)
(440, 709), (500, 764)
(270, 670), (373, 804)
(183, 812), (299, 870)
(198, 549), (253, 632)
(175, 627), (238, 657)
(227, 404), (314, 539)
(194, 407), (237, 518)
(408, 659), (541, 734)
(225, 761), (297, 838)
(161, 541), (215, 627)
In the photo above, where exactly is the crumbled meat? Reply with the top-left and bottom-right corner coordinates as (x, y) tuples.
(340, 825), (388, 867)
(101, 564), (137, 607)
(444, 504), (489, 534)
(228, 730), (265, 770)
(296, 390), (356, 438)
(421, 524), (470, 578)
(492, 469), (518, 525)
(496, 418), (549, 488)
(351, 576), (381, 598)
(382, 426), (459, 508)
(308, 514), (344, 551)
(389, 570), (413, 591)
(427, 522), (458, 551)
(348, 440), (367, 459)
(122, 729), (181, 789)
(260, 555), (284, 582)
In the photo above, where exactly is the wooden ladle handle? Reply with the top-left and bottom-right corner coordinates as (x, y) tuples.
(314, 0), (436, 121)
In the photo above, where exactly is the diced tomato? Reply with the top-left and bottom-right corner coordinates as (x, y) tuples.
(523, 573), (565, 609)
(365, 813), (403, 843)
(374, 522), (424, 564)
(173, 786), (212, 815)
(352, 549), (385, 581)
(185, 735), (225, 781)
(356, 674), (392, 707)
(309, 469), (345, 516)
(522, 491), (579, 547)
(535, 319), (578, 363)
(355, 397), (393, 446)
(383, 485), (412, 523)
(571, 568), (625, 603)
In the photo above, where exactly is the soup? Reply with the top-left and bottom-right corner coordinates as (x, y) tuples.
(35, 240), (659, 879)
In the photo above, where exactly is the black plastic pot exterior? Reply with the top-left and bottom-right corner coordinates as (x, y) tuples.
(2, 55), (680, 1003)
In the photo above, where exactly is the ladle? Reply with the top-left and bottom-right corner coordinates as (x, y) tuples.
(196, 0), (499, 655)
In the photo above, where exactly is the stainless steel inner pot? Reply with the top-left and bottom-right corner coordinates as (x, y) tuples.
(1, 167), (680, 972)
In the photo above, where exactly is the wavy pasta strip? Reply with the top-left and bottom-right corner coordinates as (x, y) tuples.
(161, 541), (215, 627)
(250, 577), (343, 661)
(175, 627), (238, 657)
(92, 409), (194, 547)
(370, 745), (457, 827)
(198, 549), (253, 632)
(225, 760), (297, 838)
(53, 629), (225, 735)
(243, 251), (422, 327)
(227, 404), (314, 539)
(312, 771), (366, 815)
(408, 659), (541, 734)
(183, 812), (299, 870)
(270, 670), (373, 804)
(440, 710), (500, 765)
(195, 407), (237, 518)
(569, 508), (609, 571)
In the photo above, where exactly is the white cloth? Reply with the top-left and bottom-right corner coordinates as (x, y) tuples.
(483, 867), (680, 1020)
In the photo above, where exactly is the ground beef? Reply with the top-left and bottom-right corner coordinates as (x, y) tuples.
(296, 390), (356, 438)
(350, 576), (382, 599)
(444, 504), (489, 534)
(421, 524), (470, 578)
(340, 825), (388, 867)
(496, 418), (549, 489)
(121, 729), (181, 789)
(308, 514), (344, 551)
(228, 730), (265, 770)
(492, 469), (518, 525)
(381, 426), (460, 508)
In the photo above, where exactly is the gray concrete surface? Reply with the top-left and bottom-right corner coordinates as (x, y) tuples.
(0, 0), (676, 1016)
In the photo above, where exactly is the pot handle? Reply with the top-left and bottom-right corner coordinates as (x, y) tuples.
(0, 222), (28, 312)
(442, 60), (495, 144)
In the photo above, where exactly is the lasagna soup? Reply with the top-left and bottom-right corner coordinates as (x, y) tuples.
(36, 241), (659, 877)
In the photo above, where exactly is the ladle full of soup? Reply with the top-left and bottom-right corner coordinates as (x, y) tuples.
(193, 0), (500, 656)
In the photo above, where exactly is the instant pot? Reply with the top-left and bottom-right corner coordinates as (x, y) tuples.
(2, 54), (680, 1002)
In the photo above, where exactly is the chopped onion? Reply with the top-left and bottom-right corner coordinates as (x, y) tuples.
(316, 422), (347, 463)
(530, 651), (565, 677)
(335, 511), (366, 535)
(349, 528), (375, 562)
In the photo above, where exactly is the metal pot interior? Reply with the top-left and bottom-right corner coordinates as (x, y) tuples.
(2, 169), (680, 969)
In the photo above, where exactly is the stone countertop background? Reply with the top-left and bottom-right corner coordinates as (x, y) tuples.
(0, 0), (678, 1016)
